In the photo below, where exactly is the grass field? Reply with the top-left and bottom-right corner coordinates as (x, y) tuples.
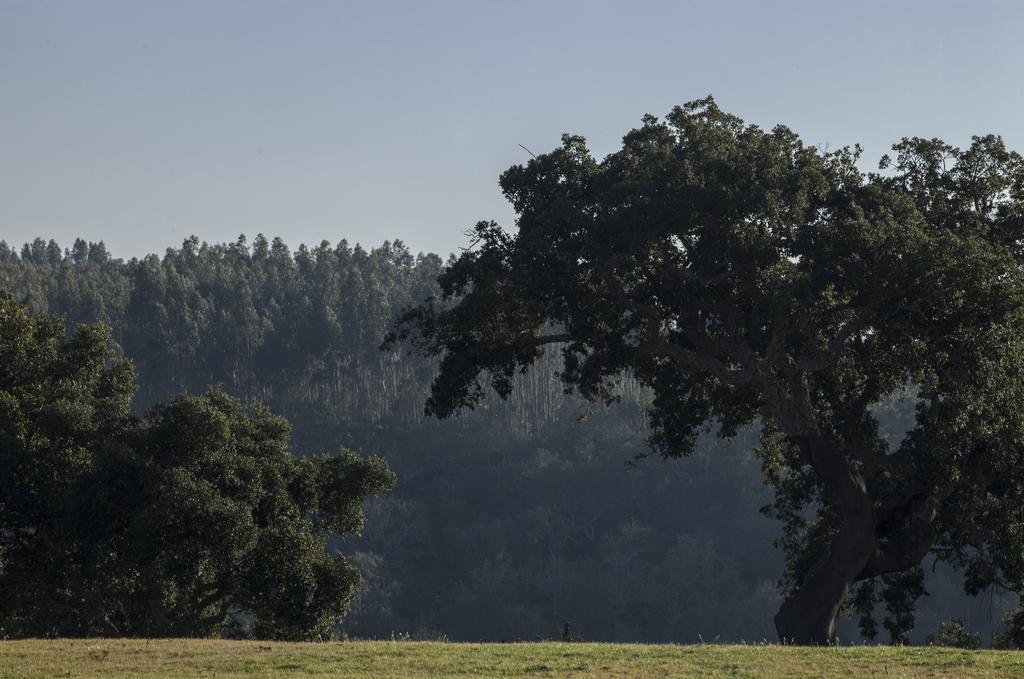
(2, 639), (1024, 678)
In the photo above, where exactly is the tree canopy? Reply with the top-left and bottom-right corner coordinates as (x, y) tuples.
(387, 97), (1024, 643)
(0, 291), (395, 639)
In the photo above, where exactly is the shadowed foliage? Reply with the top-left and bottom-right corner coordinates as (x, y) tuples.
(0, 291), (395, 639)
(386, 98), (1024, 643)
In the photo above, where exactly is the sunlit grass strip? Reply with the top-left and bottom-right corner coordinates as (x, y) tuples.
(3, 639), (1024, 678)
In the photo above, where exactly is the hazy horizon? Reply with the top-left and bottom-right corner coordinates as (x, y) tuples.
(4, 0), (1023, 259)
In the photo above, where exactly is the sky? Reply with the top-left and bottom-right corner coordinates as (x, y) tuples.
(2, 0), (1023, 260)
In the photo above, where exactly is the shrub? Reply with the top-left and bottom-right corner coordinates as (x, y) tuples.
(925, 619), (981, 649)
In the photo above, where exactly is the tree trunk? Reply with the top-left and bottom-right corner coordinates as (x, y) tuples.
(774, 436), (876, 644)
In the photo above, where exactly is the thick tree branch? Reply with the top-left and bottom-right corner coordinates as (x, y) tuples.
(652, 339), (754, 385)
(858, 498), (938, 580)
(794, 309), (873, 371)
(631, 301), (756, 385)
(525, 333), (573, 347)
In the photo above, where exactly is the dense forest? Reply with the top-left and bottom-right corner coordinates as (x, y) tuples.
(0, 235), (1016, 643)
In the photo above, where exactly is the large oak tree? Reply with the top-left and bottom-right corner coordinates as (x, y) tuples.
(386, 98), (1024, 643)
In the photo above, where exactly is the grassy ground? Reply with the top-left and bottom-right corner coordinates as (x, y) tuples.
(2, 639), (1024, 678)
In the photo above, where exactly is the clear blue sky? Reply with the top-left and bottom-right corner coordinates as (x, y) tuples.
(2, 0), (1022, 259)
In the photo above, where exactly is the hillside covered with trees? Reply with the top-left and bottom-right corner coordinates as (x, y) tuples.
(0, 233), (1014, 643)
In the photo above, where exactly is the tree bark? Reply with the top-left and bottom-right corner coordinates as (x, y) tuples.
(773, 435), (876, 645)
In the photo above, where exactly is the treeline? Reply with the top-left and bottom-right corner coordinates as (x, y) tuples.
(0, 236), (1012, 642)
(0, 236), (573, 440)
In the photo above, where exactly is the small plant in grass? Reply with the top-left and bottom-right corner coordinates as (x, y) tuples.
(925, 619), (981, 649)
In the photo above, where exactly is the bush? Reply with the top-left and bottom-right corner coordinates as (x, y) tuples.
(993, 608), (1024, 649)
(925, 619), (981, 649)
